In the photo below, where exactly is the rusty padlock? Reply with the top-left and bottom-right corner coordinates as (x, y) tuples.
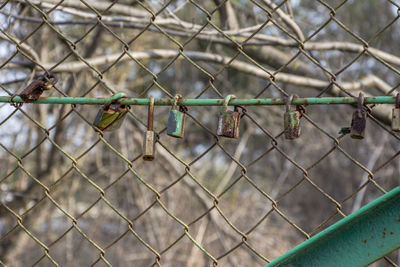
(283, 95), (301, 139)
(143, 97), (155, 161)
(93, 93), (129, 132)
(350, 93), (367, 139)
(217, 94), (240, 138)
(392, 93), (400, 132)
(19, 72), (58, 102)
(167, 94), (186, 138)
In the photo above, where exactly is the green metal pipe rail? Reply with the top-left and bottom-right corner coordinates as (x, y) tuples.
(267, 187), (400, 267)
(0, 95), (397, 106)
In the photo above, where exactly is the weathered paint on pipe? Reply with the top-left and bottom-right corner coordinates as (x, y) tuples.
(266, 187), (400, 267)
(0, 95), (396, 106)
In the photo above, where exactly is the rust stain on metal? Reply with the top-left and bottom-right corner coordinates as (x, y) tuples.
(350, 109), (366, 139)
(143, 97), (155, 161)
(284, 111), (301, 139)
(19, 73), (58, 102)
(393, 94), (400, 131)
(217, 110), (240, 138)
(19, 80), (46, 102)
(350, 93), (366, 139)
(147, 103), (154, 131)
(143, 131), (155, 161)
(393, 109), (400, 132)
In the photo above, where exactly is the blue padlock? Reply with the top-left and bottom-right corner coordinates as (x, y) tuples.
(167, 94), (186, 138)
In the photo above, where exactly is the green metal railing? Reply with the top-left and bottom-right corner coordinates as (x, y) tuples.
(2, 95), (397, 106)
(267, 187), (400, 267)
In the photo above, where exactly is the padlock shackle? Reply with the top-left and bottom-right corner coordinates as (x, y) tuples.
(147, 96), (154, 131)
(104, 92), (127, 107)
(171, 94), (188, 113)
(222, 94), (236, 112)
(172, 94), (182, 109)
(357, 92), (364, 110)
(285, 94), (294, 112)
(39, 72), (58, 89)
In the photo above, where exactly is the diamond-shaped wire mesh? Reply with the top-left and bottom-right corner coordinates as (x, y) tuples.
(0, 0), (399, 266)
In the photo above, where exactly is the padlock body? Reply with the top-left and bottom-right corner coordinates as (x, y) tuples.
(392, 108), (400, 132)
(284, 111), (301, 139)
(143, 130), (155, 161)
(167, 109), (185, 138)
(19, 80), (46, 102)
(93, 104), (128, 131)
(350, 109), (366, 139)
(217, 110), (240, 138)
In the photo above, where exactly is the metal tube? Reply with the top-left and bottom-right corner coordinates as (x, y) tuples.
(147, 97), (154, 131)
(0, 95), (397, 106)
(266, 187), (400, 267)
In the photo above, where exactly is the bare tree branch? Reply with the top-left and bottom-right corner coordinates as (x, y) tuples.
(213, 0), (239, 30)
(351, 134), (388, 212)
(260, 0), (305, 41)
(4, 10), (400, 69)
(16, 0), (149, 18)
(0, 30), (41, 64)
(31, 49), (392, 95)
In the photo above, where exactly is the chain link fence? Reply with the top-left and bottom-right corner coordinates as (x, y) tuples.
(0, 0), (399, 266)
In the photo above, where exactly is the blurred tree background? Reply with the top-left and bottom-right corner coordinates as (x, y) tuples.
(0, 0), (399, 266)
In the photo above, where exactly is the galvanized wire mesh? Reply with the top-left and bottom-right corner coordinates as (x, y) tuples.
(0, 0), (399, 266)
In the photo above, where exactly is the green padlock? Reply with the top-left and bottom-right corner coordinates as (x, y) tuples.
(283, 95), (301, 140)
(93, 93), (129, 132)
(167, 94), (186, 138)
